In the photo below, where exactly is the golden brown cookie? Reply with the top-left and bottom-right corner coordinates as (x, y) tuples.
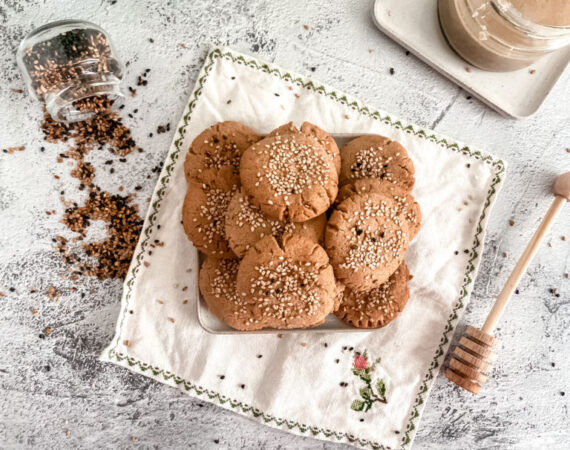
(240, 133), (338, 222)
(266, 122), (341, 175)
(235, 235), (337, 329)
(199, 257), (245, 329)
(181, 171), (237, 258)
(300, 121), (341, 175)
(225, 190), (326, 258)
(339, 135), (415, 191)
(325, 192), (409, 291)
(335, 263), (411, 328)
(184, 121), (260, 184)
(337, 178), (421, 239)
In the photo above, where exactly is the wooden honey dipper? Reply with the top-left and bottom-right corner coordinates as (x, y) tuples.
(446, 172), (570, 394)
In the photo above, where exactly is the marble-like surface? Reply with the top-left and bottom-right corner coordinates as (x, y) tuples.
(1, 1), (568, 448)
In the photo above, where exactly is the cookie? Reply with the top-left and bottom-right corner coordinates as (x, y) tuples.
(339, 135), (415, 191)
(267, 122), (341, 175)
(335, 263), (411, 328)
(199, 257), (246, 329)
(337, 178), (421, 239)
(184, 121), (260, 184)
(235, 235), (337, 329)
(240, 133), (338, 222)
(300, 121), (341, 175)
(325, 192), (409, 291)
(182, 171), (237, 258)
(225, 189), (326, 258)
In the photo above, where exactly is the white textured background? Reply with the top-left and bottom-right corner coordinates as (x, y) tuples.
(0, 1), (569, 449)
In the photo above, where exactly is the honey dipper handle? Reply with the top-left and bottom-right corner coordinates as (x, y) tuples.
(482, 195), (567, 334)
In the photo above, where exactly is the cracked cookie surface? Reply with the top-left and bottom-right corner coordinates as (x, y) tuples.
(339, 135), (415, 191)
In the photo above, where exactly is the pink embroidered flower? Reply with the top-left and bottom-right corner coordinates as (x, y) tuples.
(354, 355), (368, 370)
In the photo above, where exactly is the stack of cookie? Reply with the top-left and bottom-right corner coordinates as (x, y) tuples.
(184, 121), (341, 330)
(327, 136), (420, 328)
(183, 122), (420, 330)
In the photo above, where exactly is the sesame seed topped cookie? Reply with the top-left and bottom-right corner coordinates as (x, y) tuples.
(199, 257), (246, 329)
(240, 133), (338, 222)
(184, 121), (260, 185)
(337, 178), (422, 239)
(225, 189), (326, 258)
(325, 192), (409, 292)
(339, 135), (415, 191)
(266, 121), (340, 175)
(235, 235), (337, 329)
(335, 263), (411, 328)
(182, 171), (237, 258)
(300, 121), (341, 175)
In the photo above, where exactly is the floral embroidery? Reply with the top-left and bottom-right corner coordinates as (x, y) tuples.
(350, 350), (388, 412)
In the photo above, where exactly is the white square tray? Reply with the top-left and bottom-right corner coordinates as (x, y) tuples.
(372, 0), (570, 118)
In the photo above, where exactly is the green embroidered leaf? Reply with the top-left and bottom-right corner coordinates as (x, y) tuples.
(376, 379), (387, 398)
(352, 369), (361, 376)
(359, 387), (371, 399)
(350, 400), (364, 412)
(360, 372), (372, 382)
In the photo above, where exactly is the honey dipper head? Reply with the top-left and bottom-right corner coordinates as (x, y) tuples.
(554, 172), (570, 201)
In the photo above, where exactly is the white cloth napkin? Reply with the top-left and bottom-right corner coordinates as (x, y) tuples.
(101, 45), (506, 449)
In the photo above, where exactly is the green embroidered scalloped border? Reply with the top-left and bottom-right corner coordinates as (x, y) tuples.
(107, 47), (505, 450)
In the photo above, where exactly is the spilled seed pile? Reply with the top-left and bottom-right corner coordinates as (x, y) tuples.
(42, 96), (144, 279)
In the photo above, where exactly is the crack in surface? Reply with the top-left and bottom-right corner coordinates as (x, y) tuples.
(430, 89), (461, 130)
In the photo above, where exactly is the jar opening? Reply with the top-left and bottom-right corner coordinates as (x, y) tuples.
(45, 75), (123, 123)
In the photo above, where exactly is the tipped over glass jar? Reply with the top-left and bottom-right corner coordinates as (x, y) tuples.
(17, 20), (124, 122)
(438, 0), (570, 71)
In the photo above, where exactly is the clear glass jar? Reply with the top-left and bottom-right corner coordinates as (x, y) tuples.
(438, 0), (570, 71)
(17, 19), (124, 122)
